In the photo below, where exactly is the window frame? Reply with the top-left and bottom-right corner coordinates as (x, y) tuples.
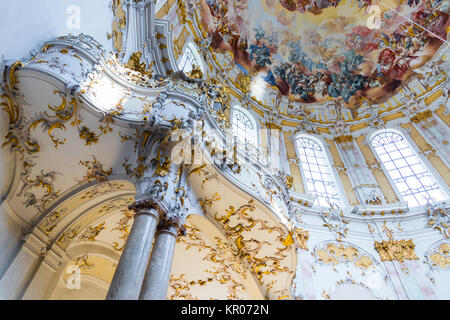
(177, 41), (205, 75)
(368, 128), (449, 208)
(294, 134), (348, 209)
(230, 105), (259, 148)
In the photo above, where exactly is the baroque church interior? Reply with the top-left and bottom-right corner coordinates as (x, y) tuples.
(0, 0), (449, 300)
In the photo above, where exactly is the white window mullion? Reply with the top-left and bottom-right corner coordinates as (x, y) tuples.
(370, 130), (448, 207)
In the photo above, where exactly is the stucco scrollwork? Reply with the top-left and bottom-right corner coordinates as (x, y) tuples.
(425, 199), (450, 240)
(321, 203), (350, 242)
(314, 241), (375, 270)
(425, 241), (450, 270)
(374, 240), (419, 263)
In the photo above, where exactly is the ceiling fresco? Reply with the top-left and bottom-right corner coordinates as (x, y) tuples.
(194, 0), (449, 111)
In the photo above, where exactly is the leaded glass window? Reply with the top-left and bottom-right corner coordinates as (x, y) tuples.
(370, 130), (447, 207)
(295, 136), (342, 207)
(231, 107), (258, 146)
(178, 42), (204, 74)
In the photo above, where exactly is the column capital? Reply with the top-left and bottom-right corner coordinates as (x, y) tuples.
(158, 214), (186, 236)
(128, 197), (167, 218)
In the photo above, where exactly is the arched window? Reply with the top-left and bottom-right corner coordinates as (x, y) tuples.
(231, 106), (258, 146)
(178, 42), (204, 74)
(370, 130), (447, 207)
(295, 135), (342, 207)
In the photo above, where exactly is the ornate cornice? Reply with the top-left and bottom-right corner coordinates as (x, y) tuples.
(352, 201), (408, 217)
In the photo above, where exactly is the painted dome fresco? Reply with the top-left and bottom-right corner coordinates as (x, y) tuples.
(192, 0), (449, 112)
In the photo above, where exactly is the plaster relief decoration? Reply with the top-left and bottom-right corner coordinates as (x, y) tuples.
(1, 90), (39, 157)
(67, 208), (136, 253)
(110, 0), (128, 56)
(35, 181), (134, 237)
(213, 198), (295, 299)
(190, 0), (449, 113)
(73, 254), (96, 270)
(57, 197), (134, 250)
(27, 90), (80, 149)
(111, 209), (135, 252)
(287, 228), (310, 251)
(28, 89), (117, 149)
(372, 222), (420, 264)
(58, 224), (83, 248)
(24, 36), (98, 85)
(315, 242), (375, 270)
(40, 208), (68, 235)
(310, 241), (394, 300)
(374, 238), (419, 263)
(321, 203), (350, 241)
(77, 156), (113, 184)
(79, 222), (107, 242)
(425, 240), (450, 270)
(79, 181), (130, 200)
(169, 220), (252, 300)
(425, 199), (450, 239)
(17, 160), (61, 213)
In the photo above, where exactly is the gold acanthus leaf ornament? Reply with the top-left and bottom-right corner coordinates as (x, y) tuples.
(73, 254), (95, 270)
(374, 240), (419, 263)
(28, 91), (79, 149)
(79, 222), (106, 242)
(125, 51), (154, 78)
(285, 175), (294, 190)
(234, 72), (251, 94)
(78, 126), (99, 145)
(112, 210), (134, 252)
(334, 135), (354, 144)
(410, 110), (433, 124)
(315, 242), (374, 270)
(123, 156), (148, 179)
(294, 228), (310, 250)
(176, 0), (187, 24)
(282, 228), (309, 250)
(1, 93), (40, 156)
(111, 0), (126, 54)
(9, 61), (24, 90)
(78, 156), (113, 183)
(152, 151), (172, 177)
(187, 64), (204, 80)
(200, 193), (221, 212)
(428, 243), (450, 269)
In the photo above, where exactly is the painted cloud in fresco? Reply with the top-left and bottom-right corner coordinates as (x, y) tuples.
(193, 0), (449, 111)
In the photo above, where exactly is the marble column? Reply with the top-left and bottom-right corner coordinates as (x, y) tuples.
(139, 215), (186, 300)
(106, 198), (165, 300)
